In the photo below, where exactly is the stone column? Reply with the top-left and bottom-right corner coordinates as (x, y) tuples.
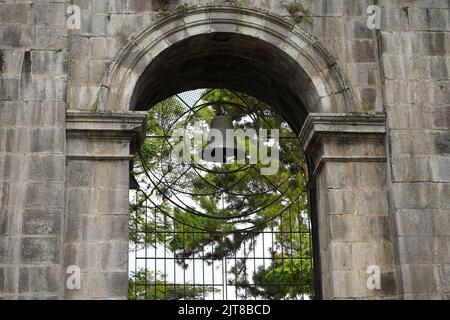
(300, 113), (399, 299)
(63, 111), (147, 299)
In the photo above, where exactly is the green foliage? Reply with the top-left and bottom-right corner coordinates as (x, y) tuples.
(129, 89), (314, 300)
(129, 269), (217, 300)
(287, 1), (313, 25)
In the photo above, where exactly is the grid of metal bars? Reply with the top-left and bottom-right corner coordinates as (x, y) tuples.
(129, 89), (315, 300)
(131, 190), (314, 300)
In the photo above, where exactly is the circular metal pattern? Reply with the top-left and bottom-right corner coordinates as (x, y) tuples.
(135, 89), (308, 232)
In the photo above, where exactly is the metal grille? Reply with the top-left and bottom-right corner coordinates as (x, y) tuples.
(129, 89), (315, 300)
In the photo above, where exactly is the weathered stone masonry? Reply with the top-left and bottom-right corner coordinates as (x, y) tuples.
(0, 0), (449, 299)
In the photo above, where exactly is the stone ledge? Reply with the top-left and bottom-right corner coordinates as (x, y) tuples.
(66, 111), (148, 155)
(299, 113), (387, 152)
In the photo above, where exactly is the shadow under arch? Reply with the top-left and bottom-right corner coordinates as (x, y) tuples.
(96, 5), (352, 134)
(98, 5), (355, 300)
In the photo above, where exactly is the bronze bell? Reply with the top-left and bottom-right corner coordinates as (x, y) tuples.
(202, 104), (244, 163)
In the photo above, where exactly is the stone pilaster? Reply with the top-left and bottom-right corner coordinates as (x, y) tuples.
(300, 113), (399, 299)
(63, 111), (147, 299)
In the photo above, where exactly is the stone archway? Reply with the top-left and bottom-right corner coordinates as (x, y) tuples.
(65, 6), (398, 300)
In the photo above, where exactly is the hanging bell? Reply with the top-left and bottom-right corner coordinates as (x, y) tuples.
(202, 109), (245, 163)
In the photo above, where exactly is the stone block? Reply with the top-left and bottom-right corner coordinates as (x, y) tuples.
(88, 59), (109, 84)
(70, 59), (89, 84)
(330, 242), (352, 271)
(68, 85), (99, 110)
(408, 8), (449, 31)
(439, 266), (450, 292)
(66, 161), (94, 188)
(429, 157), (450, 182)
(64, 209), (82, 242)
(0, 236), (21, 264)
(31, 3), (66, 27)
(381, 32), (412, 54)
(81, 242), (98, 269)
(30, 128), (65, 153)
(90, 36), (125, 60)
(395, 209), (434, 237)
(22, 209), (62, 236)
(126, 0), (154, 13)
(0, 49), (25, 76)
(401, 264), (438, 294)
(383, 80), (409, 107)
(21, 74), (67, 102)
(31, 26), (67, 51)
(429, 56), (449, 81)
(3, 267), (18, 294)
(392, 182), (447, 210)
(66, 187), (95, 216)
(351, 241), (395, 270)
(14, 102), (66, 128)
(82, 215), (128, 242)
(381, 8), (409, 31)
(93, 161), (129, 188)
(431, 131), (450, 155)
(345, 63), (377, 86)
(26, 154), (65, 182)
(431, 81), (450, 105)
(325, 162), (386, 189)
(387, 104), (429, 130)
(106, 14), (143, 36)
(93, 0), (127, 14)
(18, 266), (59, 294)
(329, 215), (392, 242)
(24, 182), (64, 209)
(391, 156), (431, 182)
(421, 32), (447, 56)
(0, 25), (32, 48)
(351, 40), (376, 63)
(357, 190), (388, 215)
(0, 77), (20, 101)
(398, 237), (434, 265)
(20, 237), (60, 264)
(96, 188), (129, 215)
(99, 242), (128, 270)
(359, 87), (378, 110)
(30, 50), (69, 76)
(327, 190), (356, 214)
(312, 0), (344, 16)
(86, 271), (127, 298)
(332, 270), (368, 298)
(3, 154), (26, 181)
(433, 239), (450, 264)
(69, 36), (90, 60)
(389, 130), (432, 156)
(63, 243), (80, 267)
(0, 3), (30, 24)
(431, 106), (450, 129)
(0, 210), (6, 237)
(0, 267), (4, 293)
(351, 19), (375, 39)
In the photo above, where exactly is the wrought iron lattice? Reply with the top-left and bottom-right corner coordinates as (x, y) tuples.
(129, 89), (315, 300)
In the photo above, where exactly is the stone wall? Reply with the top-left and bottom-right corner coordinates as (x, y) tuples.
(67, 0), (383, 115)
(0, 1), (69, 299)
(379, 0), (450, 299)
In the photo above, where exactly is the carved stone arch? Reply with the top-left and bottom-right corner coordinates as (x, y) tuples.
(95, 5), (353, 125)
